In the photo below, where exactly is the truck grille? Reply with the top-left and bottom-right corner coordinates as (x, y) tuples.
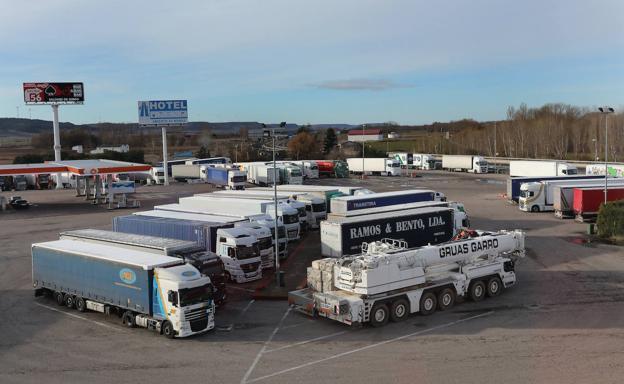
(185, 307), (208, 321)
(288, 229), (298, 238)
(241, 262), (260, 273)
(190, 318), (208, 332)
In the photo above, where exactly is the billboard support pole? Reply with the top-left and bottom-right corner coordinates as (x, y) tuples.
(51, 104), (63, 189)
(162, 126), (169, 186)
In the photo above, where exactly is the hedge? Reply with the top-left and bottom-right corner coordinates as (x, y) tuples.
(596, 200), (624, 240)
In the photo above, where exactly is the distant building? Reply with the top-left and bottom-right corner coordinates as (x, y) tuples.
(388, 131), (400, 139)
(90, 144), (129, 155)
(347, 129), (383, 142)
(72, 145), (83, 154)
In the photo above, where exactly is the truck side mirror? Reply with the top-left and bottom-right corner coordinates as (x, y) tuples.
(167, 291), (178, 306)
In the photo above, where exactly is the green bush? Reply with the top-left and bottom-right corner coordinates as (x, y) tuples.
(596, 200), (624, 240)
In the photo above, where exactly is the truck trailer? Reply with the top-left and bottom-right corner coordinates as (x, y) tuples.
(59, 229), (228, 306)
(346, 157), (402, 176)
(289, 230), (525, 327)
(442, 155), (487, 173)
(551, 183), (624, 218)
(509, 160), (578, 177)
(321, 207), (455, 257)
(32, 239), (214, 338)
(573, 187), (624, 222)
(330, 189), (445, 214)
(113, 214), (262, 283)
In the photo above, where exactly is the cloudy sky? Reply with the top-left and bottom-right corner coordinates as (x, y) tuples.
(1, 0), (623, 124)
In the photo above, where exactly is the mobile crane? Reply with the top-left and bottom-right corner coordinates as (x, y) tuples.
(288, 229), (525, 327)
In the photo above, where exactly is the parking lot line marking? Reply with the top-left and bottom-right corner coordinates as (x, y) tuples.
(34, 302), (125, 332)
(246, 311), (494, 383)
(241, 306), (292, 384)
(240, 300), (255, 316)
(264, 330), (348, 354)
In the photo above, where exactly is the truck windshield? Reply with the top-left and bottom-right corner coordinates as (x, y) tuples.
(231, 175), (247, 183)
(566, 169), (578, 175)
(236, 244), (259, 260)
(156, 171), (164, 176)
(310, 165), (318, 170)
(312, 202), (326, 212)
(178, 283), (213, 307)
(290, 169), (302, 177)
(258, 237), (272, 250)
(282, 213), (299, 224)
(520, 190), (534, 198)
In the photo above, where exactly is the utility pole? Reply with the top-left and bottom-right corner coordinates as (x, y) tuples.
(52, 104), (62, 189)
(361, 124), (365, 180)
(162, 127), (169, 186)
(598, 107), (614, 204)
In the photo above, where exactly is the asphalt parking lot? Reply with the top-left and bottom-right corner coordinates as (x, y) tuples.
(1, 171), (623, 384)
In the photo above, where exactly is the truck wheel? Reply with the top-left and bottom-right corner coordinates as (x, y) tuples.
(419, 292), (437, 315)
(486, 277), (503, 297)
(224, 272), (232, 282)
(390, 299), (409, 322)
(437, 288), (455, 311)
(469, 281), (486, 302)
(64, 294), (75, 309)
(162, 321), (175, 339)
(531, 205), (540, 212)
(122, 311), (136, 328)
(54, 291), (65, 306)
(369, 303), (389, 327)
(75, 297), (86, 312)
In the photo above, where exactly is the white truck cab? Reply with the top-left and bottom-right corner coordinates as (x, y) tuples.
(281, 165), (303, 185)
(249, 214), (288, 259)
(216, 227), (262, 283)
(295, 194), (327, 229)
(302, 161), (319, 179)
(265, 204), (300, 241)
(518, 182), (543, 212)
(236, 222), (274, 269)
(153, 263), (215, 338)
(472, 156), (488, 173)
(150, 167), (166, 185)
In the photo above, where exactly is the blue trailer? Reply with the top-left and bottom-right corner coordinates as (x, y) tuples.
(113, 215), (234, 253)
(329, 189), (445, 214)
(32, 239), (214, 338)
(506, 175), (604, 203)
(206, 167), (229, 187)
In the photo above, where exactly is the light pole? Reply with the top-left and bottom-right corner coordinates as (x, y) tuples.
(598, 107), (614, 205)
(361, 124), (365, 180)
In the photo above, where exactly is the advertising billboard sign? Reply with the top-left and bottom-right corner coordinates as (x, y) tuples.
(138, 100), (188, 126)
(23, 83), (84, 104)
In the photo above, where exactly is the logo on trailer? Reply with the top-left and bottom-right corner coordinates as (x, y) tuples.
(119, 268), (137, 284)
(182, 270), (196, 277)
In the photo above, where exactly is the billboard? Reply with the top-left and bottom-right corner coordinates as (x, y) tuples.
(138, 100), (188, 126)
(23, 83), (84, 104)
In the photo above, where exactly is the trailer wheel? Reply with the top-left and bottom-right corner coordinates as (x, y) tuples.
(437, 288), (455, 311)
(531, 205), (540, 212)
(162, 321), (175, 339)
(54, 291), (65, 306)
(122, 311), (136, 328)
(64, 294), (75, 309)
(486, 277), (503, 297)
(390, 299), (409, 322)
(419, 292), (437, 315)
(75, 297), (86, 312)
(469, 281), (486, 302)
(369, 303), (389, 327)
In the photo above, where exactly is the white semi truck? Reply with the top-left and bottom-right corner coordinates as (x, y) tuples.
(442, 155), (487, 173)
(509, 160), (578, 177)
(211, 189), (327, 229)
(290, 161), (319, 179)
(154, 204), (288, 259)
(289, 229), (525, 327)
(33, 239), (214, 338)
(519, 178), (624, 212)
(347, 158), (402, 176)
(413, 154), (437, 170)
(179, 195), (301, 241)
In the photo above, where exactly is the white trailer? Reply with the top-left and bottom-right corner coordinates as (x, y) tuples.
(442, 155), (487, 173)
(585, 163), (624, 178)
(509, 160), (578, 177)
(346, 158), (402, 176)
(153, 204), (288, 259)
(178, 196), (301, 241)
(289, 230), (525, 327)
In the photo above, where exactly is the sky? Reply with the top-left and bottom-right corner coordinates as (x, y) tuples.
(1, 0), (623, 125)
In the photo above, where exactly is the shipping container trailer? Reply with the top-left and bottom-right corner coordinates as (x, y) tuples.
(330, 189), (445, 214)
(573, 187), (624, 222)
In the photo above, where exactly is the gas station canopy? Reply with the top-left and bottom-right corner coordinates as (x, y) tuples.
(0, 159), (151, 176)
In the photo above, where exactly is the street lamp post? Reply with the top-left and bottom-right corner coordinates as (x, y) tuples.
(361, 125), (365, 180)
(592, 138), (598, 161)
(598, 107), (615, 205)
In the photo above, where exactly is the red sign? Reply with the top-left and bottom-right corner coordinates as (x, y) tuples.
(23, 82), (84, 104)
